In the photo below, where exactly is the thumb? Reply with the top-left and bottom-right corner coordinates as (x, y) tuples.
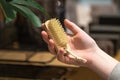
(64, 19), (81, 34)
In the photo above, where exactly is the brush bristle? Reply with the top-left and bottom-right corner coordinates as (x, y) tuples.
(45, 18), (68, 48)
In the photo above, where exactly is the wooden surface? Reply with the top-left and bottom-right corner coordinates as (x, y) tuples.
(0, 50), (76, 67)
(0, 49), (119, 65)
(0, 49), (119, 80)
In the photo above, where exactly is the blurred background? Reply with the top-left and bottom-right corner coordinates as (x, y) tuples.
(0, 0), (120, 80)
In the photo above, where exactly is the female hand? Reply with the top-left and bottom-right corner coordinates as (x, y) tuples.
(41, 19), (99, 66)
(41, 19), (119, 80)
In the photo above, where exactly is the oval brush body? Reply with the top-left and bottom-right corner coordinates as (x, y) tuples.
(45, 18), (87, 63)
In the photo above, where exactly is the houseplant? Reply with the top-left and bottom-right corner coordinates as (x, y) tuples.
(0, 0), (48, 27)
(0, 0), (48, 49)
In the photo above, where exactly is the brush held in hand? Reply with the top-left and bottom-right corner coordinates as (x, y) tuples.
(45, 18), (87, 63)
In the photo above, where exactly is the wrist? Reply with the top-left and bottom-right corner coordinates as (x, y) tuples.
(87, 47), (119, 79)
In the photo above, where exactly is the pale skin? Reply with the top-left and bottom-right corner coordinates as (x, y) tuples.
(41, 19), (119, 80)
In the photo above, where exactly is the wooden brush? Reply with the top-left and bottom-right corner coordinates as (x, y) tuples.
(45, 18), (87, 63)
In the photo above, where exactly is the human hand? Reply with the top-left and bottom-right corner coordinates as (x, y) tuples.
(41, 19), (99, 66)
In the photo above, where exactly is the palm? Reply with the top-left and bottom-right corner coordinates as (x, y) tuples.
(68, 31), (96, 54)
(60, 31), (98, 65)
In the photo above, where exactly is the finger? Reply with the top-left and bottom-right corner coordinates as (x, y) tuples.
(64, 19), (90, 39)
(57, 48), (68, 63)
(56, 48), (74, 64)
(48, 45), (56, 55)
(56, 48), (83, 65)
(48, 39), (57, 55)
(41, 31), (49, 44)
(64, 19), (80, 34)
(41, 23), (45, 30)
(57, 49), (80, 65)
(49, 39), (55, 50)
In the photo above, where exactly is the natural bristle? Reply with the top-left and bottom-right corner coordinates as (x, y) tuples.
(45, 18), (68, 48)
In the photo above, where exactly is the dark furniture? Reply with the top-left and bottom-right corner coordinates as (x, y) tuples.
(90, 15), (120, 55)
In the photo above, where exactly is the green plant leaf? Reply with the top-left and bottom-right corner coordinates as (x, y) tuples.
(10, 0), (49, 16)
(10, 3), (41, 27)
(0, 0), (16, 23)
